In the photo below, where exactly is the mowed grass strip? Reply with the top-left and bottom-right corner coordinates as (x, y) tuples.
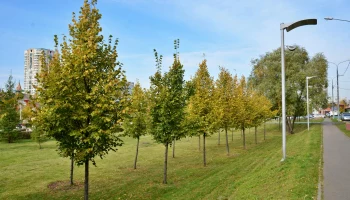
(0, 123), (322, 199)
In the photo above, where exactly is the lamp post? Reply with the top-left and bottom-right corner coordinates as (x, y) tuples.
(328, 77), (336, 119)
(324, 18), (350, 120)
(328, 61), (350, 121)
(280, 19), (317, 161)
(306, 76), (316, 131)
(325, 17), (350, 23)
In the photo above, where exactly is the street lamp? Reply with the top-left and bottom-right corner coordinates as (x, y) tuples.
(328, 77), (336, 119)
(306, 76), (316, 131)
(280, 18), (317, 161)
(328, 61), (350, 121)
(325, 17), (350, 23)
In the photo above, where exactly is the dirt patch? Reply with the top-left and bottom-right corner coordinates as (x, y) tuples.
(48, 180), (83, 191)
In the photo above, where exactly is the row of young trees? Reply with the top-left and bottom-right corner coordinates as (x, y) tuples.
(31, 0), (275, 199)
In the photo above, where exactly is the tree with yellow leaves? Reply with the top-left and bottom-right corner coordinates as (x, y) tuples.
(186, 59), (214, 166)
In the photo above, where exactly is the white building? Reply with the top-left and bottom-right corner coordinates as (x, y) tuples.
(24, 48), (54, 95)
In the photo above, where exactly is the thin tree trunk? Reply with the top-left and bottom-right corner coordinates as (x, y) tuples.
(203, 133), (206, 167)
(225, 126), (229, 155)
(198, 135), (201, 151)
(163, 143), (168, 184)
(287, 117), (294, 134)
(39, 140), (42, 149)
(241, 129), (242, 138)
(134, 137), (139, 169)
(172, 139), (175, 158)
(70, 155), (74, 186)
(84, 160), (89, 200)
(255, 126), (257, 144)
(243, 128), (246, 149)
(264, 121), (266, 141)
(218, 130), (220, 145)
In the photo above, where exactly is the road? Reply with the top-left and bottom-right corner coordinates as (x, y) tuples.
(323, 118), (350, 199)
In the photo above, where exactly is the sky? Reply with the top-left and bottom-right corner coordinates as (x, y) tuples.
(1, 0), (350, 101)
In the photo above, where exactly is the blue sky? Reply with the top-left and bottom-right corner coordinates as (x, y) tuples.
(1, 0), (350, 101)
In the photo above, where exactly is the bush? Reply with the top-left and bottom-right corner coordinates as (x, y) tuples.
(20, 131), (31, 139)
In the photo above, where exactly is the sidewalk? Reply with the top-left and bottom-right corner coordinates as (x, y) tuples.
(323, 118), (350, 199)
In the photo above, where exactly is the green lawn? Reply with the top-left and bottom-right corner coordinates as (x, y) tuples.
(0, 123), (322, 199)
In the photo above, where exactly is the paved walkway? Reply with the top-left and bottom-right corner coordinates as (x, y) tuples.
(323, 118), (350, 199)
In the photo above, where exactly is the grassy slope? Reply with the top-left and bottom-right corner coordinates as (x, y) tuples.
(0, 123), (322, 200)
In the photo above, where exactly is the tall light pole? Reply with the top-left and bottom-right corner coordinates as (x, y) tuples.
(307, 76), (316, 131)
(328, 61), (350, 121)
(325, 17), (350, 23)
(325, 17), (350, 120)
(280, 19), (317, 161)
(328, 77), (336, 119)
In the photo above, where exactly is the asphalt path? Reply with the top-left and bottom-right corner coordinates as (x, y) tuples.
(323, 118), (350, 199)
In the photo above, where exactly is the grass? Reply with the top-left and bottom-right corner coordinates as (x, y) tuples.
(332, 120), (350, 137)
(0, 123), (322, 200)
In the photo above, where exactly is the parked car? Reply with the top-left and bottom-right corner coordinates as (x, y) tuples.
(341, 113), (350, 121)
(304, 114), (314, 119)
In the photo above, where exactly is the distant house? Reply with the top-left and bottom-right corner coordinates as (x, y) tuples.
(319, 103), (347, 116)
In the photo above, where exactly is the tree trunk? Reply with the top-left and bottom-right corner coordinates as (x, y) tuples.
(198, 135), (200, 151)
(243, 128), (246, 149)
(218, 130), (220, 145)
(264, 121), (266, 141)
(163, 143), (168, 184)
(286, 117), (295, 134)
(225, 126), (229, 155)
(70, 155), (74, 186)
(39, 140), (42, 149)
(203, 133), (206, 167)
(84, 160), (89, 200)
(255, 126), (257, 144)
(172, 139), (175, 158)
(134, 137), (139, 169)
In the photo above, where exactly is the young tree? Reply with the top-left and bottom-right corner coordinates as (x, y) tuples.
(149, 41), (186, 184)
(123, 81), (148, 169)
(186, 59), (214, 166)
(35, 0), (126, 198)
(0, 75), (20, 143)
(249, 90), (275, 144)
(212, 67), (236, 155)
(234, 76), (253, 149)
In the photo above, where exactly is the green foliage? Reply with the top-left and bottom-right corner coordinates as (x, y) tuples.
(249, 46), (328, 133)
(212, 67), (236, 130)
(123, 81), (148, 139)
(186, 59), (214, 135)
(30, 126), (48, 149)
(0, 75), (20, 143)
(149, 40), (186, 183)
(212, 67), (236, 154)
(36, 0), (126, 167)
(149, 44), (186, 145)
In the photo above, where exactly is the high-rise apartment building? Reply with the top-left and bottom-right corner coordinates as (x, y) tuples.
(24, 48), (54, 95)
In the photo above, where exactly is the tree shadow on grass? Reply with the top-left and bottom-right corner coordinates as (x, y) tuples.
(48, 180), (83, 192)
